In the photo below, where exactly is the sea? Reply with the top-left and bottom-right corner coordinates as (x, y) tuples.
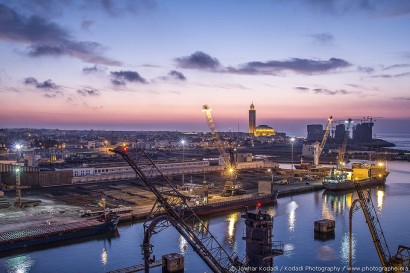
(376, 133), (410, 151)
(0, 134), (409, 273)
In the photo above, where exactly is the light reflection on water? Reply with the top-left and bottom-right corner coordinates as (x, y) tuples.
(6, 255), (34, 273)
(340, 232), (356, 264)
(377, 190), (384, 213)
(286, 201), (298, 232)
(316, 245), (338, 261)
(179, 235), (188, 254)
(101, 247), (107, 266)
(226, 212), (239, 247)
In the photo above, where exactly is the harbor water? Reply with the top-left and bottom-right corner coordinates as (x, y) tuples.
(1, 160), (410, 273)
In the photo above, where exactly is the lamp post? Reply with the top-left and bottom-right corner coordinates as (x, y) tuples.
(290, 137), (295, 172)
(268, 168), (273, 183)
(15, 144), (22, 207)
(181, 139), (186, 184)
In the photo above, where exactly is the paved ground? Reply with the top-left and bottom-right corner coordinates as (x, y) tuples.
(0, 168), (325, 233)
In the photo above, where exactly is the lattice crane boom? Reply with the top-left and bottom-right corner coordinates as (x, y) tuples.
(110, 147), (243, 273)
(337, 118), (352, 170)
(314, 116), (333, 166)
(202, 105), (234, 173)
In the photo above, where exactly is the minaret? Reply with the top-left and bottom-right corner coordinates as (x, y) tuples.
(249, 102), (256, 135)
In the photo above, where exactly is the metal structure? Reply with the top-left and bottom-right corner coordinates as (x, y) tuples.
(337, 118), (352, 170)
(313, 116), (333, 167)
(111, 147), (244, 273)
(202, 105), (243, 196)
(349, 182), (410, 272)
(202, 105), (234, 174)
(242, 208), (283, 272)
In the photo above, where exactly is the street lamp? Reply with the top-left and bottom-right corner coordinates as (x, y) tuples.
(14, 144), (22, 207)
(181, 139), (186, 184)
(268, 168), (273, 183)
(290, 137), (295, 172)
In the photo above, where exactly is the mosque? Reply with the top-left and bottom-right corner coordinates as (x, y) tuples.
(248, 103), (275, 137)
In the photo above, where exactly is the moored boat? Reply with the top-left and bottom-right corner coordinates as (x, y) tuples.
(323, 161), (389, 191)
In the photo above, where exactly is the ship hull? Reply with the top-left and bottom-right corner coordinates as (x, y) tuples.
(0, 216), (119, 252)
(323, 177), (386, 191)
(193, 191), (278, 216)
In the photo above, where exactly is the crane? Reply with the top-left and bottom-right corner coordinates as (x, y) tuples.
(202, 105), (244, 196)
(110, 147), (244, 273)
(202, 105), (234, 174)
(349, 182), (410, 273)
(313, 116), (333, 167)
(337, 118), (352, 170)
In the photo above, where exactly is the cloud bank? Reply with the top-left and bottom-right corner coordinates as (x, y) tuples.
(175, 51), (351, 75)
(0, 3), (121, 66)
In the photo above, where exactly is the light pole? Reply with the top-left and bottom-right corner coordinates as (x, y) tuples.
(181, 139), (186, 184)
(290, 137), (295, 172)
(15, 144), (22, 207)
(268, 168), (273, 183)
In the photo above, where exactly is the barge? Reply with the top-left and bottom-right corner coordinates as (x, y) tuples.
(0, 213), (119, 252)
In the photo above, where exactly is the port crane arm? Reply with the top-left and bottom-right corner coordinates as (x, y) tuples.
(202, 105), (233, 171)
(111, 147), (242, 273)
(337, 118), (352, 170)
(314, 116), (333, 166)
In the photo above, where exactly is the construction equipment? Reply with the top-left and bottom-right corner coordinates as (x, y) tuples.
(349, 182), (410, 273)
(313, 116), (333, 167)
(337, 118), (352, 170)
(202, 105), (245, 196)
(111, 147), (245, 273)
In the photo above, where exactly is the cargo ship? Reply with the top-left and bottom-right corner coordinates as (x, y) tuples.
(0, 213), (119, 252)
(192, 191), (278, 216)
(322, 161), (389, 191)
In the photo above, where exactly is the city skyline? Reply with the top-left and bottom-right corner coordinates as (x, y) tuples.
(1, 0), (410, 133)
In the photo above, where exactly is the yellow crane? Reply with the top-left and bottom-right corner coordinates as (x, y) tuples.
(313, 116), (333, 167)
(202, 105), (244, 196)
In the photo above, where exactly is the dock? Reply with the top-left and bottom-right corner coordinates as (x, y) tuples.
(106, 260), (162, 273)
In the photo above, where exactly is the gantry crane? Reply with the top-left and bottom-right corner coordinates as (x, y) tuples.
(111, 147), (245, 273)
(337, 118), (352, 170)
(313, 116), (333, 167)
(202, 105), (244, 196)
(349, 182), (410, 273)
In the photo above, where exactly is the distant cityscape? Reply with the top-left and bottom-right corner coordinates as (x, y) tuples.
(0, 102), (402, 190)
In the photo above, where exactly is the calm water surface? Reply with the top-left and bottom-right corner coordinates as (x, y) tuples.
(1, 161), (410, 273)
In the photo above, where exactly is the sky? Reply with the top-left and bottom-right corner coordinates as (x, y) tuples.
(1, 0), (410, 134)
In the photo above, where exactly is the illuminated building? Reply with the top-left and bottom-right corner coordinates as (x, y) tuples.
(248, 102), (276, 137)
(254, 125), (275, 137)
(249, 102), (256, 135)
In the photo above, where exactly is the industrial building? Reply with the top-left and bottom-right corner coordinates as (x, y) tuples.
(307, 124), (324, 142)
(334, 123), (346, 144)
(353, 121), (374, 144)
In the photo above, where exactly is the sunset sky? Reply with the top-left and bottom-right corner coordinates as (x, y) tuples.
(1, 0), (410, 133)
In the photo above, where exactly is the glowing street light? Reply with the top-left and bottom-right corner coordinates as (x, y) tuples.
(181, 139), (186, 184)
(14, 143), (22, 207)
(268, 168), (274, 183)
(290, 137), (295, 172)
